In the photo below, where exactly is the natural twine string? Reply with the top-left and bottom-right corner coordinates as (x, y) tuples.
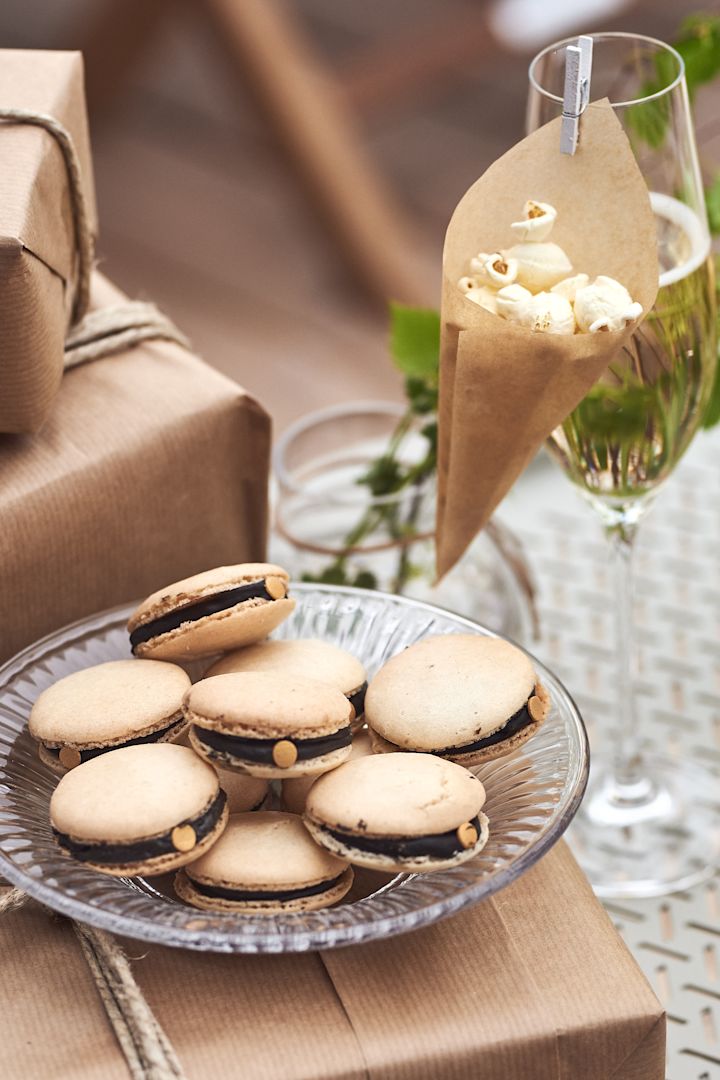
(0, 107), (94, 325)
(0, 887), (186, 1080)
(0, 108), (189, 1078)
(64, 302), (190, 369)
(0, 107), (189, 365)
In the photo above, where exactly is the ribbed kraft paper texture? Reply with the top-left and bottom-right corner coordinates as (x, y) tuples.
(436, 101), (659, 578)
(0, 844), (665, 1078)
(0, 273), (271, 664)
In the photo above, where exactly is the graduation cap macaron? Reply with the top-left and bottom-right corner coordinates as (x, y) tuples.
(175, 811), (353, 914)
(50, 744), (228, 877)
(185, 671), (354, 778)
(29, 659), (190, 774)
(127, 563), (295, 661)
(365, 635), (550, 765)
(304, 753), (488, 873)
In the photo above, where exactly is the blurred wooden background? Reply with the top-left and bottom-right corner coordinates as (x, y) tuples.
(0, 0), (714, 428)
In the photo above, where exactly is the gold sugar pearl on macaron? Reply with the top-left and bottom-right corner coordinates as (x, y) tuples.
(265, 576), (288, 600)
(171, 824), (198, 853)
(272, 739), (298, 768)
(456, 821), (479, 849)
(528, 695), (545, 722)
(58, 747), (82, 770)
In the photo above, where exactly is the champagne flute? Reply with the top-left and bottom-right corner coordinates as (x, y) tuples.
(528, 33), (718, 897)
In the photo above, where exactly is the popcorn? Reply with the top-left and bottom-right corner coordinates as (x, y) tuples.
(574, 276), (643, 333)
(505, 242), (572, 292)
(457, 202), (643, 335)
(510, 200), (557, 242)
(510, 291), (576, 335)
(496, 284), (532, 319)
(469, 252), (518, 288)
(550, 273), (589, 303)
(464, 286), (499, 314)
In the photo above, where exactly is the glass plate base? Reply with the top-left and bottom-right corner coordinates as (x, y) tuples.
(567, 753), (720, 898)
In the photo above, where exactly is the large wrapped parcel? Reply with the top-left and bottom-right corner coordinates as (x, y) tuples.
(436, 102), (659, 578)
(0, 275), (270, 664)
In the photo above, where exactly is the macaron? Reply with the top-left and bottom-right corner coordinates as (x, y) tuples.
(185, 671), (354, 778)
(50, 744), (228, 877)
(175, 811), (353, 914)
(206, 638), (368, 727)
(304, 753), (488, 873)
(365, 635), (550, 764)
(29, 659), (190, 775)
(127, 563), (295, 661)
(282, 729), (373, 815)
(215, 768), (270, 814)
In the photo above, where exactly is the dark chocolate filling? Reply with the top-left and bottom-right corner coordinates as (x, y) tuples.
(320, 815), (483, 861)
(347, 682), (367, 718)
(193, 725), (352, 764)
(54, 790), (227, 866)
(130, 579), (283, 651)
(187, 871), (347, 904)
(42, 714), (186, 764)
(437, 696), (535, 756)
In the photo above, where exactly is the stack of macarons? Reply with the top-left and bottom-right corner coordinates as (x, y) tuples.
(32, 561), (550, 917)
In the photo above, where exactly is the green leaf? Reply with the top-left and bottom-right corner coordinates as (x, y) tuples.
(628, 16), (720, 149)
(356, 454), (405, 497)
(301, 565), (349, 585)
(405, 376), (438, 415)
(706, 175), (720, 235)
(389, 303), (440, 380)
(352, 570), (378, 590)
(675, 15), (720, 98)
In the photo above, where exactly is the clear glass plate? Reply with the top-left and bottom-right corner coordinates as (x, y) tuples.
(0, 585), (588, 953)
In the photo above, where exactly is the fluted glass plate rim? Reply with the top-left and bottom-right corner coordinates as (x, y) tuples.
(0, 585), (588, 953)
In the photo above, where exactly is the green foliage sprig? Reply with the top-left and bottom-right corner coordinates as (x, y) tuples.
(301, 305), (440, 593)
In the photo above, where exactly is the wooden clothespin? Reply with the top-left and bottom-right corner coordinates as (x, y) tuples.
(560, 35), (593, 155)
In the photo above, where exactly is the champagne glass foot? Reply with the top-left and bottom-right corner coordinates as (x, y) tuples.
(568, 753), (720, 898)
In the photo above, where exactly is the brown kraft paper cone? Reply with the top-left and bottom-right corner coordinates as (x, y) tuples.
(436, 100), (658, 579)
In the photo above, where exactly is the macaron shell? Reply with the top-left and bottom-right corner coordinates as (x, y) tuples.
(50, 744), (220, 843)
(81, 802), (229, 878)
(305, 752), (485, 836)
(183, 811), (347, 888)
(29, 659), (190, 744)
(133, 597), (296, 661)
(128, 564), (291, 628)
(214, 768), (270, 813)
(304, 812), (489, 874)
(185, 671), (353, 738)
(175, 863), (353, 914)
(282, 730), (373, 815)
(188, 726), (352, 779)
(205, 639), (366, 696)
(367, 680), (549, 764)
(365, 635), (536, 750)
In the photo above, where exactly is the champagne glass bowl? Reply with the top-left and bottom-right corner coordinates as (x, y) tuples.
(528, 33), (718, 896)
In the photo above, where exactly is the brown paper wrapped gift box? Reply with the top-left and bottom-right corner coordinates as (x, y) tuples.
(0, 272), (270, 665)
(0, 49), (97, 433)
(0, 843), (664, 1078)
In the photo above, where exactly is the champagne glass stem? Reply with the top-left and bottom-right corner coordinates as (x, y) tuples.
(606, 521), (646, 795)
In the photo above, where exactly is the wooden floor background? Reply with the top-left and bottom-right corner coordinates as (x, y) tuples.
(1, 0), (716, 430)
